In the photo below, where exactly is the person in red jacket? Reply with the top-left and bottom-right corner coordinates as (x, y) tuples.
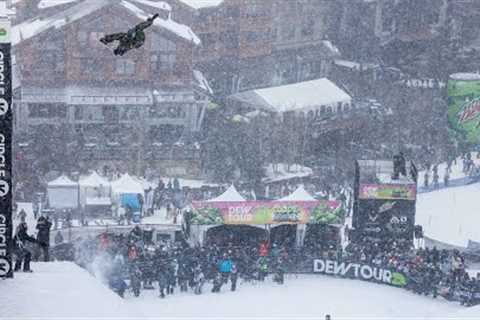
(259, 240), (269, 257)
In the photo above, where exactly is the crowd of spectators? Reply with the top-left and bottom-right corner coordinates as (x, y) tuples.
(74, 227), (287, 298)
(344, 240), (480, 306)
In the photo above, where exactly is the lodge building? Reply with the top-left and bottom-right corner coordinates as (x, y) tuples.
(12, 0), (210, 176)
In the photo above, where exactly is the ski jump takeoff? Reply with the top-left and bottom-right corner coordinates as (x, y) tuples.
(100, 13), (159, 56)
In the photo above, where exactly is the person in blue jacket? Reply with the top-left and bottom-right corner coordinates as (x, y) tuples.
(218, 253), (233, 284)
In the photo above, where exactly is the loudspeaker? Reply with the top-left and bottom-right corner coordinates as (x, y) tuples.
(414, 225), (423, 239)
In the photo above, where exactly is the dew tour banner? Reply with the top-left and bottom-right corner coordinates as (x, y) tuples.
(190, 200), (343, 225)
(313, 259), (408, 287)
(0, 17), (12, 278)
(359, 184), (416, 201)
(447, 73), (480, 145)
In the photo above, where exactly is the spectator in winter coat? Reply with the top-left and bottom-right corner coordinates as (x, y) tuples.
(219, 254), (233, 284)
(193, 266), (205, 294)
(35, 216), (52, 261)
(14, 222), (38, 272)
(157, 263), (169, 298)
(230, 264), (238, 291)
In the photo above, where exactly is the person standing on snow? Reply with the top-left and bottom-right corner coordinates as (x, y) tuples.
(13, 222), (39, 272)
(35, 216), (52, 261)
(193, 266), (206, 294)
(218, 253), (233, 284)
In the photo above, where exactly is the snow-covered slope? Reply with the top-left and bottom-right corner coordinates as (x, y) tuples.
(416, 182), (480, 247)
(0, 262), (465, 318)
(0, 262), (138, 318)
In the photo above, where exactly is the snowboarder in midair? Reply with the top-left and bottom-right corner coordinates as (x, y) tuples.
(100, 13), (159, 56)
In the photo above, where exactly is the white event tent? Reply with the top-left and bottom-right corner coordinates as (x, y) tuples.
(47, 175), (79, 209)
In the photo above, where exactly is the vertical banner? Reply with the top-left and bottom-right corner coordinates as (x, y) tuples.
(0, 16), (12, 278)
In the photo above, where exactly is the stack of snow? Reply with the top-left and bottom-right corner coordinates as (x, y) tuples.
(416, 182), (480, 248)
(0, 262), (138, 318)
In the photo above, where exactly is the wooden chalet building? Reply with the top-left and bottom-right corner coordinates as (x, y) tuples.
(12, 0), (211, 176)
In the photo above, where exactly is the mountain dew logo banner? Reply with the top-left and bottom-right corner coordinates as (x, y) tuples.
(359, 184), (416, 200)
(191, 200), (342, 225)
(448, 77), (480, 145)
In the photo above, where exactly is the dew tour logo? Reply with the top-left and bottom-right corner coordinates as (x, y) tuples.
(458, 98), (480, 127)
(313, 259), (407, 287)
(0, 28), (6, 37)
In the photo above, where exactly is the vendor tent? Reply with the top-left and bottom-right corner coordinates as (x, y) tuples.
(111, 174), (144, 211)
(111, 173), (144, 196)
(279, 185), (316, 201)
(207, 185), (246, 202)
(78, 171), (111, 208)
(47, 175), (79, 209)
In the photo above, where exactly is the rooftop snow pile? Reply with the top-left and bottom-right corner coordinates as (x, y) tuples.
(121, 0), (200, 45)
(12, 0), (200, 46)
(263, 163), (313, 183)
(229, 78), (351, 113)
(38, 0), (79, 9)
(178, 0), (224, 9)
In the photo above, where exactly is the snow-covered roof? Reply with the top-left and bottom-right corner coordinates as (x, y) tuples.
(279, 185), (316, 201)
(334, 59), (379, 71)
(131, 0), (171, 11)
(48, 175), (78, 187)
(207, 185), (246, 202)
(322, 40), (340, 56)
(230, 78), (351, 113)
(178, 0), (224, 9)
(121, 0), (201, 45)
(12, 0), (109, 46)
(38, 0), (79, 9)
(111, 173), (144, 195)
(79, 171), (110, 187)
(263, 163), (313, 184)
(449, 72), (480, 81)
(12, 0), (200, 46)
(193, 69), (213, 94)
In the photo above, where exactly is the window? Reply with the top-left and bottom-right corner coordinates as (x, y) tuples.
(115, 59), (135, 75)
(74, 106), (83, 120)
(225, 6), (239, 19)
(148, 104), (186, 118)
(78, 31), (88, 44)
(81, 58), (100, 75)
(200, 33), (216, 47)
(28, 104), (66, 118)
(301, 16), (315, 37)
(151, 34), (176, 71)
(245, 31), (260, 43)
(281, 25), (295, 40)
(220, 31), (239, 49)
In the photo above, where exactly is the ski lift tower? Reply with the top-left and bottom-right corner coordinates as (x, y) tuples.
(0, 0), (13, 279)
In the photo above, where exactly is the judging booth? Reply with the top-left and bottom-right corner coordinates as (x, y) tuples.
(189, 185), (344, 248)
(78, 171), (111, 215)
(47, 175), (79, 209)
